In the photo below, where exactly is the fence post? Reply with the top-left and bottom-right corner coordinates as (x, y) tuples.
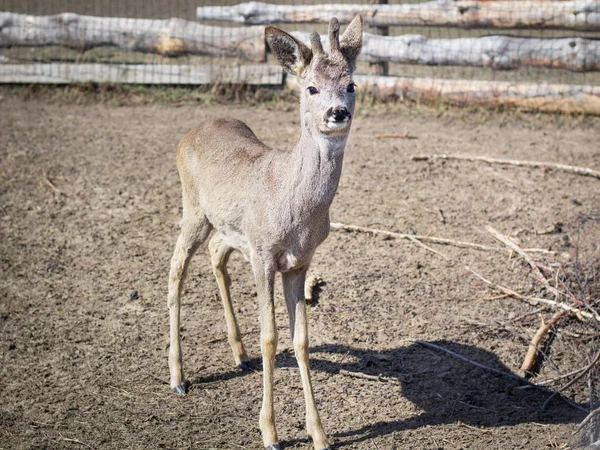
(368, 0), (389, 75)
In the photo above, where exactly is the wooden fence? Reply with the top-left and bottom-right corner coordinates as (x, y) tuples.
(196, 1), (600, 30)
(1, 2), (600, 114)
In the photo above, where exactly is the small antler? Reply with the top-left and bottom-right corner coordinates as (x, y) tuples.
(328, 17), (340, 54)
(309, 31), (324, 56)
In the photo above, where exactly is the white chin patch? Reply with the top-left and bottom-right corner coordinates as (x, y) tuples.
(326, 120), (349, 130)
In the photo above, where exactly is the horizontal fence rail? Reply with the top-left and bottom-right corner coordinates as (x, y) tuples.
(287, 75), (600, 114)
(196, 1), (600, 31)
(0, 63), (283, 84)
(0, 12), (267, 61)
(292, 32), (600, 72)
(3, 13), (598, 72)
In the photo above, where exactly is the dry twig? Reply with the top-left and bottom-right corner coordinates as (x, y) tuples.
(520, 310), (567, 374)
(541, 348), (600, 411)
(330, 222), (552, 255)
(510, 307), (546, 323)
(482, 293), (514, 301)
(536, 363), (600, 387)
(407, 235), (449, 260)
(411, 154), (600, 180)
(374, 132), (416, 139)
(205, 333), (228, 344)
(339, 369), (403, 384)
(60, 437), (95, 450)
(43, 175), (62, 194)
(408, 338), (523, 381)
(485, 225), (562, 298)
(465, 266), (600, 322)
(576, 406), (600, 433)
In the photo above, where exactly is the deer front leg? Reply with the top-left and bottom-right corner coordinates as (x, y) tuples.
(283, 269), (330, 450)
(252, 258), (280, 450)
(167, 217), (212, 394)
(209, 234), (250, 370)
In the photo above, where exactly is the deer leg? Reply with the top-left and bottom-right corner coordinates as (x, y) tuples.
(208, 234), (250, 370)
(283, 269), (330, 450)
(167, 215), (212, 394)
(251, 257), (279, 449)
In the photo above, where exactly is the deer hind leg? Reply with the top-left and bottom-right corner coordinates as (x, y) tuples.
(167, 213), (212, 394)
(208, 234), (250, 370)
(283, 268), (330, 450)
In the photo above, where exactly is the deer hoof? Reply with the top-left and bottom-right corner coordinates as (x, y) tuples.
(265, 444), (282, 450)
(238, 360), (252, 371)
(172, 383), (188, 395)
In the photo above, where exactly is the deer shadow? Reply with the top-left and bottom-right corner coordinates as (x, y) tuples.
(191, 339), (583, 448)
(301, 341), (584, 447)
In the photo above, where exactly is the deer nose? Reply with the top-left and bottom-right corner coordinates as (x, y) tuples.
(327, 106), (351, 122)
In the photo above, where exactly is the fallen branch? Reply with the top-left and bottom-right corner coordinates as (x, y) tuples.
(60, 437), (95, 450)
(511, 307), (546, 323)
(520, 310), (567, 374)
(536, 362), (599, 386)
(576, 406), (600, 434)
(42, 175), (61, 194)
(412, 154), (600, 180)
(541, 348), (600, 410)
(339, 369), (403, 384)
(374, 132), (416, 139)
(483, 293), (512, 301)
(408, 338), (523, 381)
(515, 223), (563, 236)
(331, 222), (554, 255)
(205, 333), (228, 344)
(465, 266), (600, 322)
(485, 225), (563, 298)
(408, 235), (449, 260)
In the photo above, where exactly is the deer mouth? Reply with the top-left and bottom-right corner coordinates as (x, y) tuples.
(325, 117), (350, 130)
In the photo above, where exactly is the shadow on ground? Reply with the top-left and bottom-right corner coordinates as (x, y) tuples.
(190, 340), (583, 448)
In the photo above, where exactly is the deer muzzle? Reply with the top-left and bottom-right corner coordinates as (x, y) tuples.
(325, 106), (351, 129)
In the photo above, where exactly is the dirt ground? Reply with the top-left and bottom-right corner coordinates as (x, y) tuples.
(1, 91), (599, 450)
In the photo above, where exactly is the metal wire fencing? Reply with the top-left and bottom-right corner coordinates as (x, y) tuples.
(1, 0), (599, 112)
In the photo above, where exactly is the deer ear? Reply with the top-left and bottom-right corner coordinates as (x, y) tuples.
(339, 15), (363, 69)
(265, 27), (313, 76)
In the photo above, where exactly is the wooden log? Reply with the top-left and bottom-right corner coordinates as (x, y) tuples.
(292, 31), (600, 72)
(196, 1), (600, 31)
(0, 63), (284, 85)
(286, 75), (600, 115)
(0, 12), (267, 62)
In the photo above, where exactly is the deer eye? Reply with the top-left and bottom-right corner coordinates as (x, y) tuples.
(347, 83), (356, 93)
(307, 86), (319, 95)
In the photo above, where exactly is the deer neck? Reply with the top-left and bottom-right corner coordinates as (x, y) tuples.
(285, 112), (348, 213)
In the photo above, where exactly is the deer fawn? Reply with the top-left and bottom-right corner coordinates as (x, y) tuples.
(167, 16), (363, 450)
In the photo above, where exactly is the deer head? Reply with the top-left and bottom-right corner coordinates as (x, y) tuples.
(266, 16), (363, 138)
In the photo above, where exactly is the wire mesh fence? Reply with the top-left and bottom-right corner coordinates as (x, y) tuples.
(1, 0), (599, 112)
